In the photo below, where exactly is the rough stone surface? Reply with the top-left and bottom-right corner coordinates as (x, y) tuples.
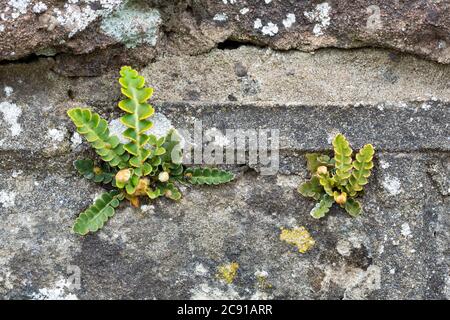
(1, 0), (450, 71)
(0, 5), (449, 300)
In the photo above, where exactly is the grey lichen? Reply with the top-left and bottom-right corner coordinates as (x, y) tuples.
(100, 3), (161, 48)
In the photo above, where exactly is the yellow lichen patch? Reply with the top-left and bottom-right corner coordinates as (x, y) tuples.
(255, 271), (272, 290)
(217, 262), (239, 284)
(280, 226), (315, 253)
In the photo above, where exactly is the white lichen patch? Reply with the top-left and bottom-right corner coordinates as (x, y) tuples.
(70, 132), (83, 149)
(32, 1), (47, 14)
(47, 128), (66, 143)
(276, 175), (301, 188)
(240, 8), (249, 15)
(11, 170), (23, 178)
(261, 22), (278, 36)
(326, 128), (341, 143)
(282, 13), (296, 29)
(382, 175), (402, 196)
(100, 6), (161, 48)
(400, 223), (412, 238)
(379, 159), (390, 169)
(304, 2), (332, 36)
(421, 102), (432, 110)
(4, 86), (13, 97)
(30, 279), (78, 300)
(254, 18), (263, 29)
(7, 0), (31, 19)
(52, 0), (124, 38)
(336, 239), (352, 256)
(213, 13), (228, 22)
(0, 190), (16, 208)
(0, 25), (4, 33)
(321, 265), (381, 300)
(140, 204), (155, 214)
(0, 101), (22, 136)
(194, 263), (209, 276)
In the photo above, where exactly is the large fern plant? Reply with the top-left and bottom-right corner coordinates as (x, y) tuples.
(68, 66), (234, 235)
(298, 134), (375, 219)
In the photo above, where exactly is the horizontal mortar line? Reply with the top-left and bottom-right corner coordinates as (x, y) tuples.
(0, 148), (448, 171)
(1, 147), (449, 156)
(150, 100), (450, 109)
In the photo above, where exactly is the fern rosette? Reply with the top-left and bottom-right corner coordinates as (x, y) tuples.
(67, 66), (235, 235)
(298, 134), (375, 219)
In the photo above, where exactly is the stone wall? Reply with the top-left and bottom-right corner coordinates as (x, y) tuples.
(0, 0), (449, 300)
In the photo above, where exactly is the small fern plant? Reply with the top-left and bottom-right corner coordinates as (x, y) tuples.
(68, 66), (234, 235)
(298, 134), (375, 219)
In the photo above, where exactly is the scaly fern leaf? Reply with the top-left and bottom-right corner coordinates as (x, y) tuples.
(160, 129), (183, 165)
(310, 194), (334, 219)
(344, 198), (362, 217)
(298, 176), (323, 200)
(348, 144), (375, 195)
(305, 153), (334, 174)
(184, 167), (234, 185)
(73, 191), (124, 235)
(332, 134), (353, 183)
(318, 174), (334, 196)
(74, 159), (115, 184)
(118, 66), (155, 176)
(68, 108), (128, 168)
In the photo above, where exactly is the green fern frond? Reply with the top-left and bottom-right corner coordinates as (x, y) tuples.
(298, 176), (323, 200)
(348, 144), (375, 195)
(298, 134), (375, 220)
(332, 134), (353, 183)
(118, 66), (155, 175)
(67, 108), (129, 168)
(310, 194), (334, 219)
(344, 198), (362, 217)
(318, 174), (334, 196)
(160, 129), (183, 165)
(184, 167), (235, 185)
(74, 159), (115, 184)
(73, 191), (124, 235)
(305, 153), (334, 174)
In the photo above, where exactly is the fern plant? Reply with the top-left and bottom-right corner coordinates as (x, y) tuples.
(68, 66), (235, 235)
(298, 134), (375, 219)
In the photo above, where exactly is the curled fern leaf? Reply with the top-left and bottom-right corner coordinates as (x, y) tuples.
(118, 66), (155, 175)
(298, 176), (323, 200)
(73, 191), (124, 236)
(344, 198), (362, 217)
(74, 159), (115, 184)
(305, 153), (334, 174)
(184, 167), (234, 185)
(332, 134), (353, 183)
(348, 144), (375, 195)
(68, 108), (129, 168)
(310, 194), (334, 219)
(159, 182), (182, 200)
(318, 174), (334, 196)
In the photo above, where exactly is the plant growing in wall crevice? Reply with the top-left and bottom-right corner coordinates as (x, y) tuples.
(68, 66), (234, 235)
(298, 134), (375, 219)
